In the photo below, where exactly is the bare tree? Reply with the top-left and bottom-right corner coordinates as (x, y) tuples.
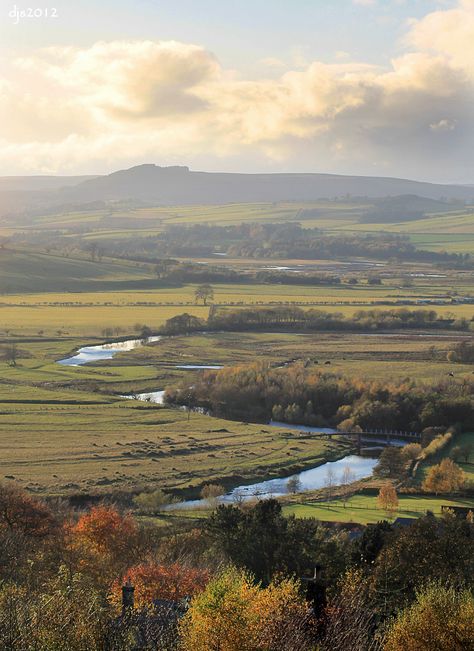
(287, 476), (302, 494)
(340, 466), (356, 508)
(324, 466), (337, 504)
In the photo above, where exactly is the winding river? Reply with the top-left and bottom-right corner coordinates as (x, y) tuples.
(57, 335), (390, 504)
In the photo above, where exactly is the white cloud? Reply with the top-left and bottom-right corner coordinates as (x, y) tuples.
(430, 118), (457, 131)
(0, 1), (473, 180)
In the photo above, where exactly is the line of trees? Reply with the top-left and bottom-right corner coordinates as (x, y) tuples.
(159, 306), (472, 336)
(12, 221), (473, 269)
(164, 362), (474, 434)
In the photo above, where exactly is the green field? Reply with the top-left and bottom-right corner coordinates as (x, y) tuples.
(282, 494), (474, 525)
(114, 330), (474, 384)
(0, 378), (351, 497)
(0, 322), (472, 498)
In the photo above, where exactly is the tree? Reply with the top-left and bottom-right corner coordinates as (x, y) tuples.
(340, 466), (356, 508)
(377, 484), (398, 517)
(194, 284), (214, 305)
(372, 514), (474, 608)
(460, 443), (472, 462)
(0, 483), (56, 538)
(351, 520), (393, 566)
(133, 488), (169, 514)
(179, 568), (312, 651)
(179, 567), (260, 651)
(69, 506), (141, 585)
(319, 568), (382, 651)
(200, 483), (225, 506)
(450, 445), (462, 462)
(401, 443), (422, 462)
(324, 466), (337, 502)
(286, 476), (302, 494)
(373, 447), (405, 479)
(160, 313), (206, 335)
(0, 571), (110, 651)
(139, 325), (153, 339)
(207, 500), (325, 585)
(154, 259), (176, 278)
(367, 275), (382, 285)
(422, 458), (465, 494)
(2, 344), (18, 367)
(384, 583), (474, 651)
(110, 562), (209, 609)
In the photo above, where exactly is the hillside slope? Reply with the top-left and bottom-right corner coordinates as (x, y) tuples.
(59, 165), (474, 204)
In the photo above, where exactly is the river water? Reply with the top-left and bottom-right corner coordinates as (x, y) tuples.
(170, 454), (378, 509)
(57, 336), (162, 366)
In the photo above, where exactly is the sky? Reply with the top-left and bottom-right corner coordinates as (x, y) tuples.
(0, 0), (473, 182)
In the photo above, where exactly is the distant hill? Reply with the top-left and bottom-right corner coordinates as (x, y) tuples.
(1, 165), (473, 216)
(0, 175), (98, 192)
(56, 165), (474, 205)
(0, 175), (98, 215)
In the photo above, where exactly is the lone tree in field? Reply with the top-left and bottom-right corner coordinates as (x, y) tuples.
(377, 483), (399, 517)
(0, 344), (18, 367)
(194, 284), (214, 305)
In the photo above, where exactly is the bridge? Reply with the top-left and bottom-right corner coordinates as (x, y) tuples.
(311, 429), (422, 453)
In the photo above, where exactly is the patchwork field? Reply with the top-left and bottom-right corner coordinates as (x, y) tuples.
(5, 200), (474, 253)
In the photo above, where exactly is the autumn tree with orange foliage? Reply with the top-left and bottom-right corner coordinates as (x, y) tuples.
(110, 562), (210, 609)
(422, 458), (465, 494)
(0, 482), (58, 586)
(0, 482), (56, 538)
(68, 505), (142, 587)
(377, 484), (399, 517)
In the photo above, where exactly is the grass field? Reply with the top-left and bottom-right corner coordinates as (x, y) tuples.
(0, 249), (159, 293)
(0, 322), (472, 498)
(0, 378), (351, 497)
(1, 278), (473, 336)
(115, 330), (474, 384)
(282, 494), (474, 525)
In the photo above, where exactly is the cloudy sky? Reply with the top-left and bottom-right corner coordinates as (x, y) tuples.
(0, 0), (473, 182)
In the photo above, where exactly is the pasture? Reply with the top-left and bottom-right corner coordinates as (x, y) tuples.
(1, 276), (473, 336)
(0, 378), (350, 497)
(282, 494), (474, 525)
